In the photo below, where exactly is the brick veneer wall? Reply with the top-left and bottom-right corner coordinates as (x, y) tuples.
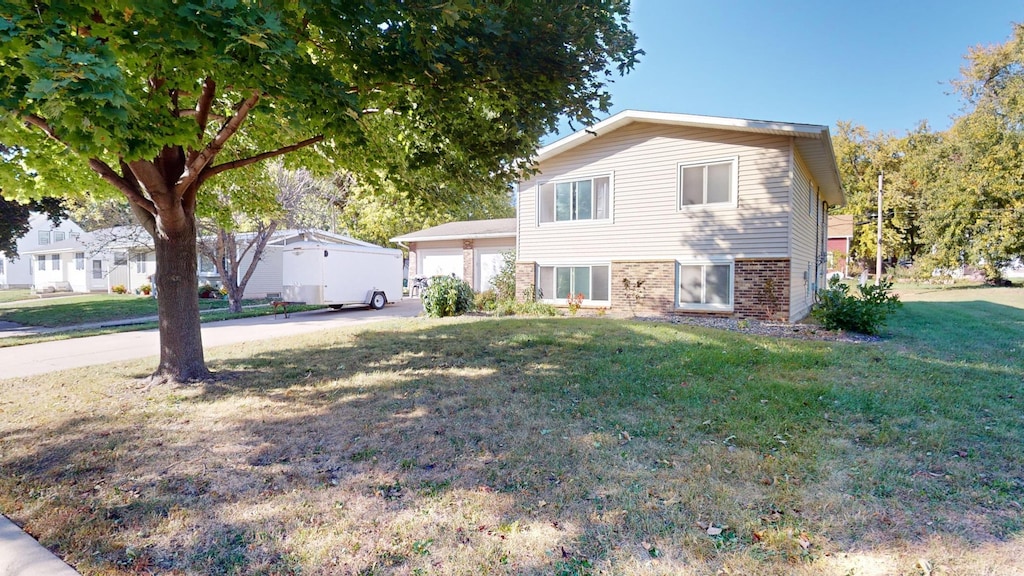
(407, 242), (418, 279)
(610, 261), (675, 316)
(733, 258), (790, 321)
(462, 239), (474, 287)
(514, 262), (535, 301)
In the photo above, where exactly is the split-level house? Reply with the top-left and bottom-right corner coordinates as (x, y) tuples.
(515, 110), (845, 321)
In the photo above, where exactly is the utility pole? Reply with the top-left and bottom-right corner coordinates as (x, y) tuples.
(876, 172), (883, 285)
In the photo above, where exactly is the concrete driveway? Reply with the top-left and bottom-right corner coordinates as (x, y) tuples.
(0, 299), (423, 379)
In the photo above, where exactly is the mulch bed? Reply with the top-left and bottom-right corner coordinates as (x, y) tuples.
(639, 314), (883, 343)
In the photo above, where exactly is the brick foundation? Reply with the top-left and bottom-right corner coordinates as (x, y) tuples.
(733, 259), (790, 321)
(610, 261), (675, 316)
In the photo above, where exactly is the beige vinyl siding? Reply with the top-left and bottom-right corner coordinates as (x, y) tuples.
(789, 154), (825, 321)
(519, 123), (793, 263)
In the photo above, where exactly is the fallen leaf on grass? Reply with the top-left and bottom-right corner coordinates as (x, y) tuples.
(797, 533), (811, 550)
(707, 525), (723, 536)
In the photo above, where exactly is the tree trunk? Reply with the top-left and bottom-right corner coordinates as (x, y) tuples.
(227, 283), (244, 313)
(153, 219), (210, 382)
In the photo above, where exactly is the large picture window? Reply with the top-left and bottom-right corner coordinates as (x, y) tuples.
(678, 159), (737, 208)
(537, 264), (610, 302)
(538, 175), (611, 223)
(677, 262), (733, 309)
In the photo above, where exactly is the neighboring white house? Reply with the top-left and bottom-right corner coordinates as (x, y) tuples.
(515, 110), (845, 322)
(1, 213), (89, 290)
(391, 218), (516, 292)
(20, 224), (371, 297)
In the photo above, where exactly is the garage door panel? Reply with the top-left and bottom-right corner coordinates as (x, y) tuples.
(420, 250), (463, 279)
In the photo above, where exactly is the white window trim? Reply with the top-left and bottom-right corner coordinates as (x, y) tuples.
(536, 263), (612, 304)
(675, 259), (735, 311)
(537, 172), (614, 226)
(676, 156), (739, 211)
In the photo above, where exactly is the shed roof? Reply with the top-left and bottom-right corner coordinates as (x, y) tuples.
(391, 218), (516, 243)
(534, 110), (845, 206)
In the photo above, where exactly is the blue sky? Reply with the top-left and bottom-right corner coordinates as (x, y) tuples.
(548, 1), (1022, 141)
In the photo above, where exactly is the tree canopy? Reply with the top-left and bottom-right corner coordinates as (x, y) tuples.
(831, 23), (1024, 282)
(0, 0), (641, 381)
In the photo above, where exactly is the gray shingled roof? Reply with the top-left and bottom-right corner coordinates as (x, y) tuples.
(391, 218), (516, 242)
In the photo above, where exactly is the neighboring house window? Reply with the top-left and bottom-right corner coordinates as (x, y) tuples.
(0, 258), (4, 274)
(198, 256), (217, 274)
(113, 251), (128, 266)
(678, 158), (737, 208)
(51, 254), (60, 270)
(37, 230), (50, 245)
(677, 262), (733, 309)
(37, 255), (46, 270)
(537, 264), (610, 302)
(75, 252), (85, 271)
(135, 254), (147, 273)
(54, 230), (66, 242)
(538, 175), (611, 223)
(92, 260), (103, 280)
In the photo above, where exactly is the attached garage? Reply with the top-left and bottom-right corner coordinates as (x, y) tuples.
(419, 248), (464, 279)
(392, 218), (516, 292)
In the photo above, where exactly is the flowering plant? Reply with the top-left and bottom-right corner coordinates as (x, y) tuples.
(566, 291), (584, 315)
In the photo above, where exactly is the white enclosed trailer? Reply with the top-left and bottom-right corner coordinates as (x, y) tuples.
(281, 241), (404, 309)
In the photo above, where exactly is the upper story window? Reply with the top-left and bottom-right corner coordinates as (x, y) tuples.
(538, 175), (611, 224)
(37, 230), (50, 245)
(53, 230), (66, 242)
(678, 158), (737, 208)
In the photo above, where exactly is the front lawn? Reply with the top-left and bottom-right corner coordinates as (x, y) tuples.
(0, 294), (238, 327)
(0, 288), (32, 304)
(0, 286), (1021, 575)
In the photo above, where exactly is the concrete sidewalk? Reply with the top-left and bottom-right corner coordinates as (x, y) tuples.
(0, 515), (80, 576)
(0, 299), (423, 379)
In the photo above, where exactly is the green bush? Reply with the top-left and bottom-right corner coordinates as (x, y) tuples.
(812, 277), (901, 335)
(490, 250), (517, 302)
(475, 289), (498, 311)
(494, 299), (558, 317)
(422, 275), (474, 317)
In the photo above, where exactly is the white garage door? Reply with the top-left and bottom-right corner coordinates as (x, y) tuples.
(420, 250), (463, 279)
(476, 250), (505, 292)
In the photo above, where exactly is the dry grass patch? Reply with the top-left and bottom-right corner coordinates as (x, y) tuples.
(1, 289), (1022, 575)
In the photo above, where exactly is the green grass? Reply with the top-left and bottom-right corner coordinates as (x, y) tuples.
(0, 288), (32, 304)
(0, 294), (284, 328)
(0, 285), (1021, 575)
(0, 303), (324, 348)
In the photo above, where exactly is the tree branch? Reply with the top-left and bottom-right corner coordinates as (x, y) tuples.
(198, 135), (325, 185)
(178, 91), (260, 193)
(23, 114), (65, 146)
(88, 158), (158, 216)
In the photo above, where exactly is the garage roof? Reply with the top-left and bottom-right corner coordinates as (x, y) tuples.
(391, 218), (516, 243)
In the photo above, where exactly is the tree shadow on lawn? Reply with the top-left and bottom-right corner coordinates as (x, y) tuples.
(2, 315), (1022, 575)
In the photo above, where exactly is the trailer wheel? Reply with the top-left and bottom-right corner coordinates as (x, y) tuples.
(370, 292), (387, 310)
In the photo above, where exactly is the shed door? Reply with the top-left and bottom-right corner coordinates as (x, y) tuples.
(419, 249), (463, 279)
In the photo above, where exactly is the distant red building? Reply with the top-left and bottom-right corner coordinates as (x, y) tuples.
(827, 215), (854, 276)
